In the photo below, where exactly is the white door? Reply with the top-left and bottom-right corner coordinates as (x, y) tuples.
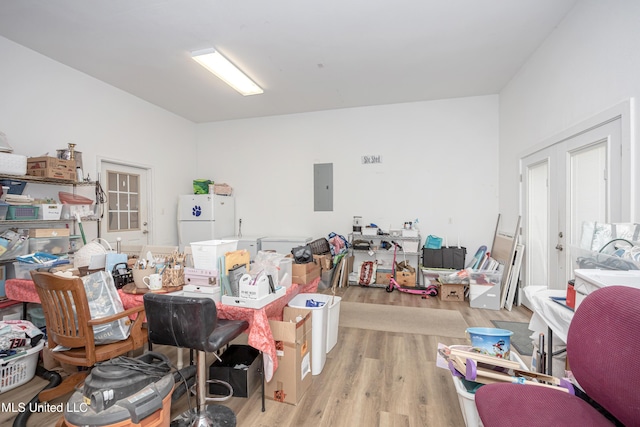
(521, 117), (623, 304)
(100, 160), (151, 248)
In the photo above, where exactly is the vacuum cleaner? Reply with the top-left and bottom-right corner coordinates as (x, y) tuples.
(63, 352), (174, 427)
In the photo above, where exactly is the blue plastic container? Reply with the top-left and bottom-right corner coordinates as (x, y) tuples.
(466, 327), (514, 359)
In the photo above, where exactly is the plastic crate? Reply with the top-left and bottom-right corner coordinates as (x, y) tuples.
(0, 340), (44, 394)
(0, 180), (26, 195)
(6, 205), (39, 220)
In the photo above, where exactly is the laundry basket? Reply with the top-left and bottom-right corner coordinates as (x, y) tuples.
(0, 340), (44, 394)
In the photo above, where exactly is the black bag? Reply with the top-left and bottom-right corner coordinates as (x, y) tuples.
(291, 245), (313, 263)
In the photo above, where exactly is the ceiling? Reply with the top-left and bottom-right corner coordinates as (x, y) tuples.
(0, 1), (578, 123)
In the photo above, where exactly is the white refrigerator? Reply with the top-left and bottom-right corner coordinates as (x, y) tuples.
(177, 194), (235, 250)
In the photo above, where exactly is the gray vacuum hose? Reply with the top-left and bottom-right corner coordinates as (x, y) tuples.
(13, 365), (62, 427)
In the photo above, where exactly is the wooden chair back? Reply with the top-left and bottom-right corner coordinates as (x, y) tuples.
(32, 271), (98, 365)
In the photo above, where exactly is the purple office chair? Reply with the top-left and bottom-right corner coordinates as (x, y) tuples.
(474, 285), (640, 426)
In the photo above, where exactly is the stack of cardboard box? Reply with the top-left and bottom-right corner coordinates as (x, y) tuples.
(266, 306), (313, 405)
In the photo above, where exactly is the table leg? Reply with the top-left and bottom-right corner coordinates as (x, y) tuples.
(260, 351), (265, 412)
(547, 326), (553, 376)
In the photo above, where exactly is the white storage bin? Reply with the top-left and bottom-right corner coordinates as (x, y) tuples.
(0, 153), (27, 176)
(288, 293), (331, 375)
(190, 239), (238, 270)
(37, 203), (62, 220)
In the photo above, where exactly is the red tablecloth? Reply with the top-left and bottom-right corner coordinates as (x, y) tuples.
(5, 277), (320, 381)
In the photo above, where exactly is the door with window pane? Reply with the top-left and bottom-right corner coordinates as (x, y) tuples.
(100, 161), (149, 248)
(520, 118), (622, 307)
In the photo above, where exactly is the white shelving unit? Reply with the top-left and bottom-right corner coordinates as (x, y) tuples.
(348, 232), (421, 288)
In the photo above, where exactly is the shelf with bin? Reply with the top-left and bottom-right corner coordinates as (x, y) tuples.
(349, 232), (422, 287)
(0, 176), (100, 279)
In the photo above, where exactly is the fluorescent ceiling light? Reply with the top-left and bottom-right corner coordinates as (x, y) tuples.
(192, 48), (263, 96)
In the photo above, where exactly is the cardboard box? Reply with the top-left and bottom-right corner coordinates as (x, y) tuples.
(209, 345), (260, 398)
(26, 156), (76, 180)
(440, 283), (465, 302)
(28, 228), (70, 238)
(267, 306), (313, 405)
(313, 254), (333, 271)
(376, 269), (392, 285)
(291, 259), (320, 285)
(395, 270), (416, 287)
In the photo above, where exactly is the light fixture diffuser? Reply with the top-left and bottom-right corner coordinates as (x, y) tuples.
(192, 48), (263, 96)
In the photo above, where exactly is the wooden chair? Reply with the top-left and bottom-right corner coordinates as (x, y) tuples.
(30, 271), (147, 402)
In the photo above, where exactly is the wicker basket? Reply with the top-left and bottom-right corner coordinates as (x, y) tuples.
(162, 267), (184, 288)
(309, 238), (331, 255)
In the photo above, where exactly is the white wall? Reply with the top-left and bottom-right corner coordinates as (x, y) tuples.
(196, 95), (500, 257)
(499, 0), (640, 225)
(0, 36), (197, 245)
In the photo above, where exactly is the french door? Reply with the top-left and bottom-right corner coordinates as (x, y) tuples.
(521, 116), (624, 303)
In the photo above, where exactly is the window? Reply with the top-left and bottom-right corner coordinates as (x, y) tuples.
(107, 171), (140, 232)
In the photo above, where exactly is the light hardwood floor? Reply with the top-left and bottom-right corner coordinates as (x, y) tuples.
(0, 285), (533, 427)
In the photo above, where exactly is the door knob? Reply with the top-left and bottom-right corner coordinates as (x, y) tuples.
(555, 244), (563, 251)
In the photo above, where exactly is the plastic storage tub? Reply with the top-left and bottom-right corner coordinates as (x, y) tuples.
(288, 293), (330, 375)
(190, 240), (238, 270)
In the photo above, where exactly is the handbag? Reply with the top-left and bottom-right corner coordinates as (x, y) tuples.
(291, 245), (313, 264)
